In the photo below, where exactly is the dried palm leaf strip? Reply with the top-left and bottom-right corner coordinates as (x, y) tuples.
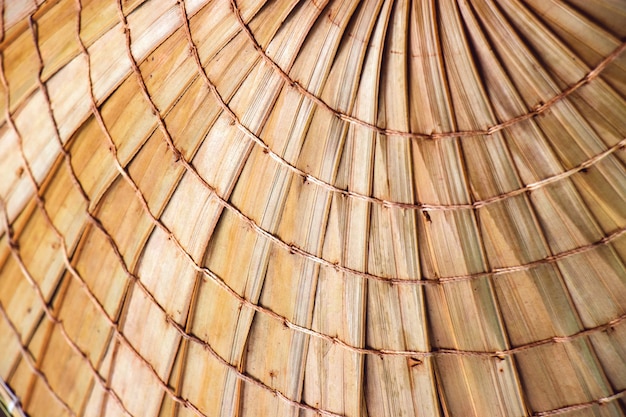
(4, 129), (623, 415)
(466, 1), (625, 413)
(2, 1), (620, 414)
(0, 45), (187, 417)
(183, 0), (626, 289)
(3, 1), (620, 368)
(1, 3), (348, 417)
(0, 297), (74, 417)
(229, 0), (625, 140)
(184, 2), (626, 210)
(2, 18), (625, 370)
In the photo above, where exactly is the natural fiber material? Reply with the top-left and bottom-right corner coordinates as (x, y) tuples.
(0, 0), (625, 416)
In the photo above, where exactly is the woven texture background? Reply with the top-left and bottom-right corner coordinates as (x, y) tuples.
(0, 0), (625, 416)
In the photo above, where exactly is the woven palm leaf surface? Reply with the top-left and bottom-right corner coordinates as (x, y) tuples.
(0, 0), (625, 416)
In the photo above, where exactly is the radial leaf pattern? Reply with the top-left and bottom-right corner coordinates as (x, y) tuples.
(0, 0), (625, 416)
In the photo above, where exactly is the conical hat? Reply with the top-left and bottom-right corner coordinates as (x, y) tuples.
(0, 1), (625, 416)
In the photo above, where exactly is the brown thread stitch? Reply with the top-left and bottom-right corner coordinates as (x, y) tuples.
(0, 4), (623, 417)
(0, 299), (75, 417)
(6, 3), (620, 372)
(35, 3), (342, 416)
(163, 1), (626, 215)
(0, 29), (135, 417)
(228, 0), (626, 140)
(176, 0), (626, 286)
(0, 199), (80, 417)
(2, 10), (208, 417)
(534, 390), (625, 416)
(97, 0), (626, 363)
